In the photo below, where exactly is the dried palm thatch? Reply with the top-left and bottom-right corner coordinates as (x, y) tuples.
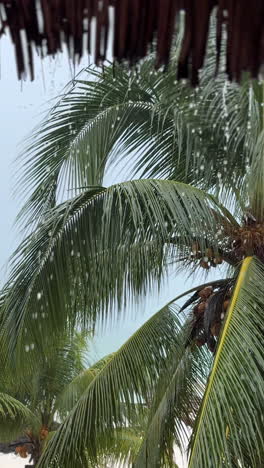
(0, 1), (264, 83)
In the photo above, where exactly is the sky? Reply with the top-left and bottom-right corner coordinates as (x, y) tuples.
(0, 34), (221, 468)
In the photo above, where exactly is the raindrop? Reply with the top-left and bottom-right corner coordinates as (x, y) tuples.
(71, 250), (74, 256)
(37, 292), (42, 301)
(30, 343), (35, 350)
(200, 164), (205, 171)
(25, 345), (30, 352)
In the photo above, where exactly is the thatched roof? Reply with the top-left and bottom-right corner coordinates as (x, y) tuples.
(0, 1), (264, 84)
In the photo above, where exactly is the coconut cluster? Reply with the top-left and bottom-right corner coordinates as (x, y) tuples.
(232, 223), (264, 261)
(190, 284), (232, 352)
(15, 444), (28, 458)
(191, 243), (223, 270)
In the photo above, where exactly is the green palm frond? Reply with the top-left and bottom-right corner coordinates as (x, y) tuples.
(133, 318), (212, 466)
(37, 305), (184, 467)
(56, 354), (114, 415)
(3, 179), (234, 356)
(0, 392), (38, 442)
(133, 344), (211, 468)
(16, 30), (263, 230)
(189, 256), (264, 467)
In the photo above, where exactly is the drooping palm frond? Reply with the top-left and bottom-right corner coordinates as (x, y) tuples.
(188, 256), (264, 467)
(37, 305), (185, 467)
(133, 344), (211, 468)
(0, 392), (38, 443)
(55, 354), (114, 416)
(16, 25), (262, 229)
(3, 179), (235, 357)
(0, 331), (90, 462)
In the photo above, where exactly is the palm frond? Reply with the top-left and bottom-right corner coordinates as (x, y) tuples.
(37, 305), (183, 467)
(2, 179), (233, 357)
(16, 25), (263, 230)
(0, 392), (38, 443)
(189, 256), (264, 467)
(56, 354), (114, 416)
(133, 344), (211, 468)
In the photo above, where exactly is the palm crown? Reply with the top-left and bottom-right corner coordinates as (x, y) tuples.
(1, 28), (264, 467)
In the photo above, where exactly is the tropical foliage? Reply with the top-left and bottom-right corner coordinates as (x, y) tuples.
(1, 24), (264, 467)
(0, 332), (88, 465)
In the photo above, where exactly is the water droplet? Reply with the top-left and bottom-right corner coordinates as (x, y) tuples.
(25, 345), (30, 352)
(37, 292), (42, 301)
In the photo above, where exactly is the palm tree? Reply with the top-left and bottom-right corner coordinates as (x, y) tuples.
(0, 332), (90, 467)
(2, 26), (264, 467)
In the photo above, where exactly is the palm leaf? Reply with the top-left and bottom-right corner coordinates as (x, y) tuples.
(37, 305), (184, 467)
(2, 179), (234, 356)
(133, 345), (211, 468)
(0, 392), (38, 443)
(56, 354), (114, 415)
(16, 27), (262, 228)
(189, 256), (264, 467)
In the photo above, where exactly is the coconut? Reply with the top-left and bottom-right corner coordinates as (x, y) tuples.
(211, 321), (221, 336)
(197, 301), (206, 314)
(198, 285), (213, 299)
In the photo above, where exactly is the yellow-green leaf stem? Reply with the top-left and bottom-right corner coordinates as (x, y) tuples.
(189, 256), (253, 467)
